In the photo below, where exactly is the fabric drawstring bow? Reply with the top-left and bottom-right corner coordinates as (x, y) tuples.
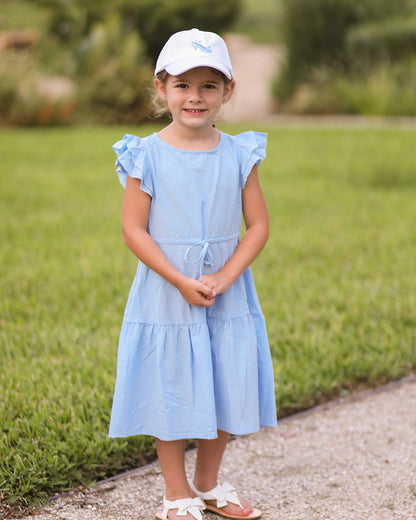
(184, 240), (214, 280)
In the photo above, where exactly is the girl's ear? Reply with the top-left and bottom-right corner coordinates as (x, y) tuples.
(154, 77), (166, 100)
(223, 79), (235, 104)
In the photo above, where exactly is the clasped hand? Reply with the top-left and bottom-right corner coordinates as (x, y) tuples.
(178, 272), (232, 307)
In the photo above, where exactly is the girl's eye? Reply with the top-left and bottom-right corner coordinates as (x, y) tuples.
(203, 84), (216, 89)
(175, 84), (188, 89)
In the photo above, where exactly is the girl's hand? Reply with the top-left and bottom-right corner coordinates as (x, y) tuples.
(178, 277), (216, 307)
(200, 272), (232, 296)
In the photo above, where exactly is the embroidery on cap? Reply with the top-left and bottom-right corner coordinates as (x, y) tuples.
(191, 41), (213, 53)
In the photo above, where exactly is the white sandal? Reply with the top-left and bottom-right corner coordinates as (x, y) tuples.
(189, 481), (262, 519)
(155, 495), (206, 520)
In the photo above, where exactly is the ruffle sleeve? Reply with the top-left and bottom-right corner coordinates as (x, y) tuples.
(234, 131), (267, 188)
(112, 134), (153, 196)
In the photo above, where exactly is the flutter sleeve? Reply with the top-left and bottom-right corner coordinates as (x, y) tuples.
(112, 134), (153, 196)
(234, 131), (267, 189)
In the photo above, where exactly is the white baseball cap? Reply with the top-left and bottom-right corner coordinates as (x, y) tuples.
(155, 28), (233, 79)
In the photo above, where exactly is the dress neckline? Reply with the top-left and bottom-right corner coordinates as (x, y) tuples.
(153, 131), (223, 153)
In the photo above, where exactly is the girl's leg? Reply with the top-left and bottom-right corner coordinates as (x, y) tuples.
(155, 438), (193, 500)
(193, 429), (230, 491)
(156, 438), (202, 520)
(193, 430), (254, 517)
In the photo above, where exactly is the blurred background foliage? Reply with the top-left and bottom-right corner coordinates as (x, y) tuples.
(0, 0), (242, 125)
(275, 0), (416, 114)
(1, 0), (416, 125)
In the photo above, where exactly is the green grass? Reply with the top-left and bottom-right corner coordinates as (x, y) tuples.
(1, 124), (416, 507)
(256, 127), (416, 412)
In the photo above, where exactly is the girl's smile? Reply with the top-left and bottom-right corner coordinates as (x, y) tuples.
(184, 108), (207, 113)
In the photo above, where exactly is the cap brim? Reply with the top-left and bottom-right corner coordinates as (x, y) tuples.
(156, 55), (233, 79)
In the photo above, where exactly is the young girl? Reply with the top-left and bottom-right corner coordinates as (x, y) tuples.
(109, 28), (277, 520)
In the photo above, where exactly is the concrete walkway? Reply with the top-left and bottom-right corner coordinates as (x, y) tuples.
(222, 34), (282, 122)
(25, 376), (416, 520)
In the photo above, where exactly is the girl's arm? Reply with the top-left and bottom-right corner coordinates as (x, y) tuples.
(122, 175), (216, 307)
(201, 164), (269, 294)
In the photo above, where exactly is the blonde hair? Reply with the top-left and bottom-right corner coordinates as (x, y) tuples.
(150, 69), (234, 121)
(151, 71), (170, 119)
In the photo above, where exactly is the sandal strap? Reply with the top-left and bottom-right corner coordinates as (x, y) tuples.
(189, 481), (243, 509)
(162, 496), (205, 520)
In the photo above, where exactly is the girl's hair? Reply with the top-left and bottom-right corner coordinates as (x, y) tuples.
(150, 69), (234, 121)
(151, 71), (170, 119)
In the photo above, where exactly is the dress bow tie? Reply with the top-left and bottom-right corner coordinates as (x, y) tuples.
(184, 240), (214, 280)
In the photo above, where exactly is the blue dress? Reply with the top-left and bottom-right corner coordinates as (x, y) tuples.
(109, 131), (277, 441)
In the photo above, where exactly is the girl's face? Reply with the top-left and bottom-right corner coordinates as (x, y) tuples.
(154, 67), (234, 132)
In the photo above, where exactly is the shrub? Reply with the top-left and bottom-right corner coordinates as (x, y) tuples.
(79, 61), (151, 124)
(33, 0), (121, 42)
(347, 16), (416, 63)
(277, 0), (415, 96)
(279, 0), (357, 87)
(0, 52), (76, 126)
(34, 0), (242, 62)
(276, 58), (416, 116)
(27, 0), (242, 124)
(122, 0), (242, 62)
(74, 14), (152, 124)
(354, 0), (416, 21)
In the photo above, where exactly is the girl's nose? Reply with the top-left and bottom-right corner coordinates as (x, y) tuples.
(189, 88), (202, 102)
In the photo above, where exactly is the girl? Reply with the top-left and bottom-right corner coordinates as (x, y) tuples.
(109, 29), (277, 520)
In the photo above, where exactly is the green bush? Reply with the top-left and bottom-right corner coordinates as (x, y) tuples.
(276, 57), (416, 116)
(353, 0), (416, 20)
(123, 0), (242, 61)
(33, 0), (122, 42)
(347, 16), (416, 63)
(74, 14), (152, 124)
(279, 0), (357, 89)
(25, 0), (242, 124)
(35, 0), (242, 61)
(277, 0), (415, 97)
(79, 61), (151, 124)
(0, 53), (76, 126)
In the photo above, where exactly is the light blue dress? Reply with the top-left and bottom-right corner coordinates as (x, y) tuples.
(109, 131), (277, 440)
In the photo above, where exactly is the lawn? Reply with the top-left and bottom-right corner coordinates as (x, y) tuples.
(1, 124), (415, 506)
